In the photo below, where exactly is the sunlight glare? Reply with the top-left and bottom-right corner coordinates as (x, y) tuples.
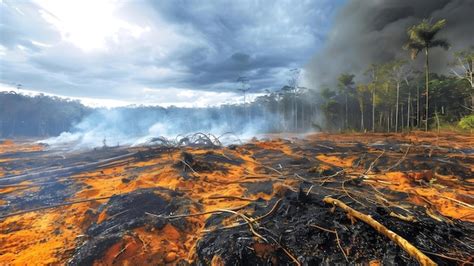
(35, 0), (147, 52)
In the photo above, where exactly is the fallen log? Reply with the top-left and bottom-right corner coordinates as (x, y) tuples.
(323, 197), (436, 266)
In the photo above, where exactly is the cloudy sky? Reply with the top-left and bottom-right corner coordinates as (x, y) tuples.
(307, 0), (474, 87)
(0, 0), (343, 107)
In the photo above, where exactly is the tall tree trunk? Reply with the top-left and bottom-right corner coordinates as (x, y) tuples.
(301, 103), (305, 131)
(290, 93), (296, 132)
(379, 112), (383, 129)
(425, 48), (430, 131)
(345, 93), (348, 130)
(294, 93), (297, 131)
(471, 93), (474, 112)
(470, 58), (474, 112)
(416, 85), (420, 128)
(388, 109), (391, 132)
(395, 81), (400, 132)
(372, 88), (376, 132)
(407, 91), (411, 130)
(360, 101), (364, 131)
(401, 104), (404, 132)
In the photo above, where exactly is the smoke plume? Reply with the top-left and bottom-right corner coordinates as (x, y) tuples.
(40, 107), (278, 149)
(306, 0), (474, 87)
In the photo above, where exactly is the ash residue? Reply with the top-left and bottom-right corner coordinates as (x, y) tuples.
(242, 180), (274, 196)
(0, 180), (82, 217)
(68, 188), (198, 265)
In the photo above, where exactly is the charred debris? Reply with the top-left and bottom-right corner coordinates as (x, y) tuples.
(0, 132), (473, 265)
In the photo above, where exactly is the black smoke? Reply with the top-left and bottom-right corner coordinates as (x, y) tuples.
(306, 0), (474, 87)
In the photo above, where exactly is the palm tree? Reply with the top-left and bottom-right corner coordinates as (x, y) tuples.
(404, 19), (449, 131)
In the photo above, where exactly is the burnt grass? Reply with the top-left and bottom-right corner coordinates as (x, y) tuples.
(1, 133), (474, 265)
(192, 138), (474, 265)
(0, 180), (82, 216)
(195, 187), (473, 265)
(69, 188), (198, 265)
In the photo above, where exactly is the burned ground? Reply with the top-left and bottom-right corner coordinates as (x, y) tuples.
(69, 188), (197, 265)
(0, 132), (473, 265)
(196, 187), (473, 265)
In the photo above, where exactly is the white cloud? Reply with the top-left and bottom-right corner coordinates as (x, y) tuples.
(0, 44), (6, 56)
(140, 87), (244, 108)
(31, 40), (52, 47)
(0, 0), (341, 104)
(34, 0), (148, 52)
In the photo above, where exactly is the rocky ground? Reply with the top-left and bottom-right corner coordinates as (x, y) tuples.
(0, 132), (473, 265)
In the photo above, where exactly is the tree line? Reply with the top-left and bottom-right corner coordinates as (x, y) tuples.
(0, 92), (91, 138)
(0, 88), (322, 138)
(319, 19), (473, 132)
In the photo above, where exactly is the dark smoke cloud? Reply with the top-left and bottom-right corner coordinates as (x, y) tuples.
(306, 0), (474, 87)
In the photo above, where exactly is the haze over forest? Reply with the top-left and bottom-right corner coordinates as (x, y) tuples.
(1, 0), (473, 146)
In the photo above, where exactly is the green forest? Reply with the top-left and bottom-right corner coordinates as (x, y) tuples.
(318, 19), (473, 133)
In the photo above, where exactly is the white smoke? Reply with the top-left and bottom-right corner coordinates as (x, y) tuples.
(39, 106), (273, 149)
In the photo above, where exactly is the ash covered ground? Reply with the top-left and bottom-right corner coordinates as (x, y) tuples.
(0, 132), (473, 265)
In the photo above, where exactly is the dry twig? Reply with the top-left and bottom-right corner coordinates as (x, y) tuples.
(389, 212), (416, 222)
(365, 150), (385, 174)
(310, 224), (348, 262)
(437, 195), (474, 210)
(383, 145), (411, 172)
(180, 159), (199, 175)
(323, 197), (436, 266)
(145, 205), (247, 219)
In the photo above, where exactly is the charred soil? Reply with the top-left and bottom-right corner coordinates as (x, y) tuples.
(0, 132), (473, 265)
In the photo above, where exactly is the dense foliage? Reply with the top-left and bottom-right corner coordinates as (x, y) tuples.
(458, 115), (474, 130)
(320, 70), (472, 132)
(320, 19), (472, 132)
